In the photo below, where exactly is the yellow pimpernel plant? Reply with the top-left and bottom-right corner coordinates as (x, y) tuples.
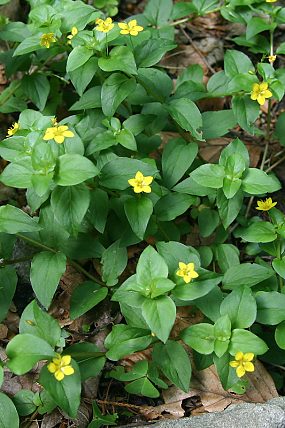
(250, 82), (272, 106)
(43, 124), (74, 144)
(118, 20), (144, 36)
(40, 33), (56, 49)
(176, 262), (199, 284)
(7, 122), (20, 137)
(229, 352), (255, 378)
(47, 354), (75, 381)
(95, 17), (114, 33)
(256, 197), (277, 211)
(128, 171), (153, 193)
(67, 27), (78, 44)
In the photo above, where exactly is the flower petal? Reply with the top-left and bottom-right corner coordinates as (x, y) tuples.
(47, 362), (57, 373)
(55, 370), (65, 381)
(62, 365), (75, 375)
(236, 365), (246, 378)
(243, 353), (254, 362)
(235, 351), (244, 361)
(244, 362), (254, 372)
(63, 130), (74, 138)
(229, 361), (239, 368)
(118, 22), (128, 29)
(54, 135), (65, 144)
(61, 355), (71, 365)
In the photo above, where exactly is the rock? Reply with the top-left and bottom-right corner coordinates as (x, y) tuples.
(132, 397), (285, 428)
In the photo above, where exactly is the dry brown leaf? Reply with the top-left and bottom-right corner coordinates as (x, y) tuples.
(159, 360), (278, 418)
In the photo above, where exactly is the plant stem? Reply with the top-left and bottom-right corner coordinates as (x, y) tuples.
(0, 256), (33, 266)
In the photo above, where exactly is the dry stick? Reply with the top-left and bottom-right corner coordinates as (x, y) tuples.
(179, 25), (216, 74)
(266, 154), (285, 173)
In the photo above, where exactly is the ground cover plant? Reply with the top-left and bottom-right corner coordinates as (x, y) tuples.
(0, 0), (285, 425)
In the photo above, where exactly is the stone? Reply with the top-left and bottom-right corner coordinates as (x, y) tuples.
(132, 397), (285, 428)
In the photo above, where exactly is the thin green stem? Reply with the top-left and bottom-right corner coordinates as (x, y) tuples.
(0, 256), (33, 266)
(16, 233), (107, 287)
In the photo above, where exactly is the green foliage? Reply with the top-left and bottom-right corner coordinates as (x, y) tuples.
(0, 0), (285, 423)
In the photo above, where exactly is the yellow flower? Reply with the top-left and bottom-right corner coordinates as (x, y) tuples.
(229, 352), (255, 378)
(67, 27), (78, 44)
(40, 33), (56, 49)
(118, 20), (144, 36)
(7, 122), (20, 137)
(95, 17), (114, 33)
(43, 125), (74, 144)
(128, 171), (153, 193)
(250, 82), (272, 106)
(47, 354), (75, 381)
(176, 262), (199, 284)
(256, 197), (277, 211)
(266, 0), (277, 2)
(268, 55), (276, 63)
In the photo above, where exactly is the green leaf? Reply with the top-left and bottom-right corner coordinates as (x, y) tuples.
(202, 110), (237, 139)
(70, 86), (101, 110)
(22, 74), (50, 111)
(13, 34), (40, 56)
(155, 193), (195, 221)
(275, 321), (285, 350)
(51, 184), (90, 233)
(152, 341), (191, 392)
(219, 138), (250, 169)
(135, 39), (176, 68)
(191, 164), (225, 188)
(30, 251), (66, 308)
(232, 96), (260, 134)
(223, 263), (274, 289)
(142, 296), (176, 343)
(70, 282), (108, 320)
(256, 291), (285, 325)
(101, 73), (136, 117)
(98, 46), (137, 75)
(246, 17), (275, 40)
(144, 0), (173, 25)
(39, 361), (81, 419)
(172, 272), (222, 301)
(137, 246), (168, 287)
(162, 139), (198, 188)
(156, 241), (200, 276)
(0, 266), (17, 323)
(69, 57), (98, 96)
(272, 258), (285, 279)
(88, 189), (109, 234)
(214, 244), (240, 273)
(198, 208), (220, 237)
(167, 98), (203, 140)
(19, 300), (61, 348)
(13, 390), (37, 416)
(139, 67), (173, 101)
(55, 154), (99, 186)
(125, 377), (159, 398)
(64, 343), (105, 382)
(238, 221), (277, 243)
(124, 196), (153, 239)
(0, 392), (19, 428)
(66, 46), (93, 73)
(105, 325), (152, 361)
(0, 159), (33, 188)
(101, 240), (128, 286)
(99, 157), (157, 190)
(214, 315), (231, 357)
(0, 204), (41, 233)
(6, 334), (55, 374)
(224, 50), (254, 78)
(89, 402), (118, 427)
(217, 189), (243, 229)
(181, 323), (215, 354)
(220, 286), (257, 329)
(242, 168), (281, 194)
(229, 329), (268, 356)
(214, 353), (238, 390)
